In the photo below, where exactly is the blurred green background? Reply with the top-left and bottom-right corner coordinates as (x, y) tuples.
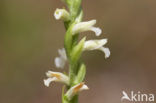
(0, 0), (156, 103)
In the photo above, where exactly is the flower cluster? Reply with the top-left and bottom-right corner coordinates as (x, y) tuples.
(43, 48), (89, 100)
(43, 0), (110, 102)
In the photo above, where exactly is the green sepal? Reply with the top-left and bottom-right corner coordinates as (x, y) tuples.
(70, 37), (86, 63)
(74, 63), (86, 84)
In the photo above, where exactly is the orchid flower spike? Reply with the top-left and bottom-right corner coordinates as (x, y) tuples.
(55, 48), (67, 69)
(44, 71), (69, 87)
(65, 82), (89, 100)
(72, 20), (102, 36)
(54, 8), (70, 21)
(83, 39), (110, 58)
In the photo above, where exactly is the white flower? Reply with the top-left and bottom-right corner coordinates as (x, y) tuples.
(44, 71), (69, 87)
(54, 8), (70, 21)
(55, 48), (67, 69)
(72, 20), (102, 36)
(83, 39), (110, 58)
(65, 82), (89, 100)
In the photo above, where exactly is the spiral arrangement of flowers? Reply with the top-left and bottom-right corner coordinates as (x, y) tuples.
(43, 0), (110, 103)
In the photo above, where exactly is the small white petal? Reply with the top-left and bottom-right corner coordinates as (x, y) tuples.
(44, 78), (56, 87)
(90, 27), (102, 36)
(55, 48), (67, 69)
(99, 47), (110, 58)
(55, 57), (65, 69)
(58, 48), (67, 60)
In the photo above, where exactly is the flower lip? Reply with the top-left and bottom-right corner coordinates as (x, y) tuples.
(44, 78), (56, 87)
(99, 47), (110, 58)
(90, 27), (102, 36)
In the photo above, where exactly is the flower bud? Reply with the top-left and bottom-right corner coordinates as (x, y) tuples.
(54, 8), (70, 21)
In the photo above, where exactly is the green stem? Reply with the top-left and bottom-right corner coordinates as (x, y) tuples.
(63, 1), (84, 103)
(70, 95), (78, 103)
(69, 64), (75, 86)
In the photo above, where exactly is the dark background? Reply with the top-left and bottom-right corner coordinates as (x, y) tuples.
(0, 0), (156, 103)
